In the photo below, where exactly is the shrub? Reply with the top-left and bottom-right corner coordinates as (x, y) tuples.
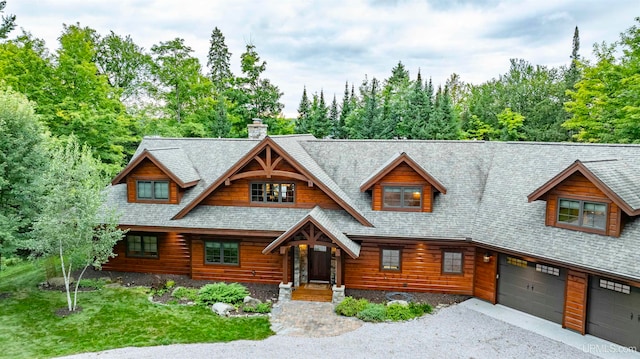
(243, 302), (271, 314)
(408, 302), (432, 316)
(385, 303), (413, 321)
(165, 280), (176, 289)
(78, 278), (108, 290)
(335, 297), (369, 317)
(356, 303), (386, 322)
(171, 287), (198, 301)
(196, 282), (249, 306)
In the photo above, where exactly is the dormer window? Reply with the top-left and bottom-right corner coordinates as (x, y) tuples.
(137, 180), (169, 200)
(251, 182), (295, 203)
(383, 186), (422, 209)
(558, 198), (606, 230)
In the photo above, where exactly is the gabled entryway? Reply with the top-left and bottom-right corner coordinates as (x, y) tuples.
(263, 206), (360, 302)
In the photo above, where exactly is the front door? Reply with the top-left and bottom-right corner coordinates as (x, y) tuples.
(308, 245), (331, 282)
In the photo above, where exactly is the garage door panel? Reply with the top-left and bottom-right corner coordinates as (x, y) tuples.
(498, 255), (565, 324)
(588, 276), (640, 349)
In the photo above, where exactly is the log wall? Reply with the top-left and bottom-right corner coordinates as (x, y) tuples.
(344, 241), (474, 294)
(190, 237), (283, 284)
(103, 232), (190, 274)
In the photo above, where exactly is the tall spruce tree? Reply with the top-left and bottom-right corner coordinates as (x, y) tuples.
(329, 95), (339, 138)
(566, 26), (581, 90)
(310, 89), (330, 138)
(207, 27), (233, 90)
(295, 86), (311, 133)
(337, 81), (351, 139)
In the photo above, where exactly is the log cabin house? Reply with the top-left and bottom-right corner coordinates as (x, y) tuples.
(105, 120), (640, 349)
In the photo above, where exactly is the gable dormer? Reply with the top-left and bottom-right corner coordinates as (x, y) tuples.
(360, 152), (446, 212)
(528, 159), (640, 237)
(111, 148), (200, 204)
(174, 137), (373, 226)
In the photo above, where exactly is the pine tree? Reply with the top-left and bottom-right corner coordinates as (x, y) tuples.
(312, 89), (330, 138)
(423, 85), (458, 139)
(207, 27), (233, 90)
(337, 81), (351, 139)
(211, 96), (231, 137)
(295, 86), (311, 133)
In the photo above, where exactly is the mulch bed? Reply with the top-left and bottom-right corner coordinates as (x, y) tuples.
(77, 269), (470, 307)
(55, 306), (82, 317)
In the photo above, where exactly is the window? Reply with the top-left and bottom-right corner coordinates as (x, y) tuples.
(380, 248), (401, 271)
(137, 180), (169, 200)
(383, 186), (422, 209)
(507, 256), (528, 268)
(442, 251), (463, 274)
(558, 198), (606, 230)
(126, 235), (158, 258)
(205, 241), (239, 265)
(251, 182), (295, 203)
(536, 263), (560, 276)
(599, 279), (631, 294)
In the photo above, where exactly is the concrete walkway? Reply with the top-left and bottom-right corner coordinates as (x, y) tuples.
(461, 298), (640, 359)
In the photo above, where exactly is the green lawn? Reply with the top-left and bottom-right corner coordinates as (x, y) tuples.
(0, 262), (273, 359)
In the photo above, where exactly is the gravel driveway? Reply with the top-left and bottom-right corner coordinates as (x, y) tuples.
(60, 301), (599, 359)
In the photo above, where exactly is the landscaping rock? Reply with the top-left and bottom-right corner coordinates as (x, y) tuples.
(243, 295), (262, 306)
(387, 300), (409, 306)
(212, 302), (235, 316)
(48, 277), (73, 287)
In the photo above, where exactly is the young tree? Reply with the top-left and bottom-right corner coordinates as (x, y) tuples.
(0, 0), (16, 39)
(207, 27), (233, 90)
(29, 136), (124, 311)
(496, 108), (526, 141)
(0, 89), (47, 260)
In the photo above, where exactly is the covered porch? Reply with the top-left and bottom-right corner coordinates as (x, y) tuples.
(262, 206), (360, 303)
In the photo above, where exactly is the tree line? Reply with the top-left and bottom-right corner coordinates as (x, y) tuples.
(296, 19), (640, 144)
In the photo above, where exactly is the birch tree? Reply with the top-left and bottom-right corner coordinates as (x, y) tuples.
(30, 136), (124, 311)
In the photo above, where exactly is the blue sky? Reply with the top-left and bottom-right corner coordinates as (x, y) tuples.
(5, 0), (639, 117)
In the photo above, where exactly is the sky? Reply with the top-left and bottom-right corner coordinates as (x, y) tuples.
(5, 0), (639, 117)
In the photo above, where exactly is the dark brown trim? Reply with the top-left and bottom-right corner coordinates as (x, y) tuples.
(527, 160), (637, 216)
(379, 246), (402, 272)
(441, 249), (464, 275)
(173, 137), (373, 227)
(360, 152), (447, 194)
(381, 184), (423, 212)
(202, 239), (240, 266)
(117, 225), (283, 238)
(111, 150), (197, 188)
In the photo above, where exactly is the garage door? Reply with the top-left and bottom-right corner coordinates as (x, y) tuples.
(588, 276), (640, 349)
(498, 255), (566, 324)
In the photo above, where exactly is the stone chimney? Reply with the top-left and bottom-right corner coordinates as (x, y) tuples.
(248, 118), (268, 140)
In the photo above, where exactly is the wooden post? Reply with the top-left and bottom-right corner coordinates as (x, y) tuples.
(281, 246), (289, 284)
(335, 248), (342, 287)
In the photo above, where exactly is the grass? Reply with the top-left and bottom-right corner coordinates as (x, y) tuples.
(0, 261), (273, 359)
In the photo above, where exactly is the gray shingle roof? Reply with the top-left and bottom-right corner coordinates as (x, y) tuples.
(106, 138), (640, 281)
(582, 159), (640, 211)
(147, 147), (200, 185)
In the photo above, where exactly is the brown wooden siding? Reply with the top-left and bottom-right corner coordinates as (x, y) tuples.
(191, 238), (283, 284)
(344, 242), (474, 294)
(103, 232), (190, 274)
(473, 249), (498, 303)
(125, 159), (180, 204)
(545, 172), (621, 237)
(563, 270), (588, 334)
(202, 178), (341, 209)
(370, 163), (433, 212)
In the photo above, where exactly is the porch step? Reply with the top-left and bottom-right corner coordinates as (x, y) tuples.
(291, 283), (332, 302)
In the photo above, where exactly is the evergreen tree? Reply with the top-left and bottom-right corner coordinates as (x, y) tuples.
(295, 86), (311, 133)
(565, 26), (581, 90)
(329, 95), (339, 138)
(337, 81), (351, 139)
(310, 90), (330, 138)
(423, 85), (458, 139)
(207, 27), (233, 90)
(211, 96), (231, 137)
